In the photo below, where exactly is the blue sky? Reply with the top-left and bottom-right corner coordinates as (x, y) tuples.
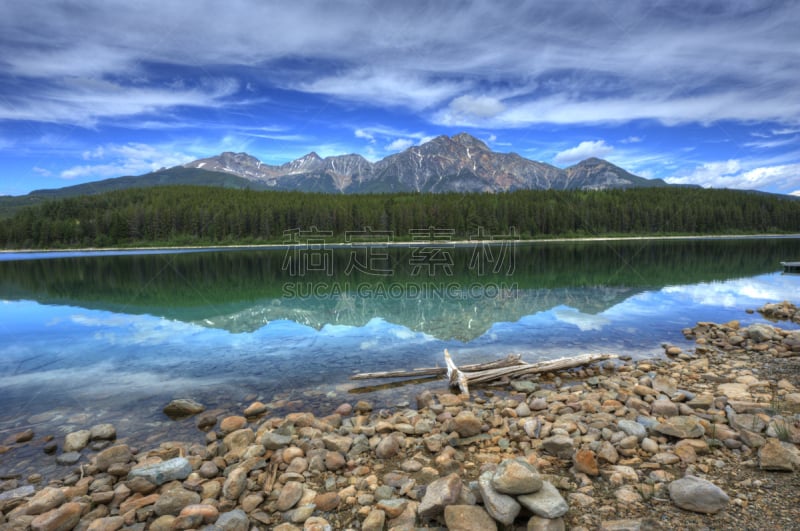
(1, 1), (799, 196)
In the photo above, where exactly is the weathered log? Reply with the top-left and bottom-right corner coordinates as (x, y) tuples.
(463, 352), (618, 385)
(350, 354), (523, 380)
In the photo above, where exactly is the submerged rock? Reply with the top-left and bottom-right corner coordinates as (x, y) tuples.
(162, 398), (205, 419)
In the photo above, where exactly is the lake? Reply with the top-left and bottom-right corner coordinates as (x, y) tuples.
(1, 236), (800, 479)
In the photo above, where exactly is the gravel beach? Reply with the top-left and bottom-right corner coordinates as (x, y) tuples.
(1, 301), (799, 530)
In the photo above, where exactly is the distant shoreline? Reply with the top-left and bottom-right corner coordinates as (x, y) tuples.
(2, 233), (800, 255)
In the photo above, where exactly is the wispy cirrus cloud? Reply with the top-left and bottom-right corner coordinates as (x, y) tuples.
(0, 78), (239, 127)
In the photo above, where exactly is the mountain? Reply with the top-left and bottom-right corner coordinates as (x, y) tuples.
(1, 133), (671, 218)
(0, 166), (266, 217)
(184, 133), (665, 193)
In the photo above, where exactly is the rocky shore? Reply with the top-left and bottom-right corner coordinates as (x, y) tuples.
(1, 302), (799, 531)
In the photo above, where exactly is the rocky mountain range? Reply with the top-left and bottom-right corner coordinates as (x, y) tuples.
(185, 133), (667, 193)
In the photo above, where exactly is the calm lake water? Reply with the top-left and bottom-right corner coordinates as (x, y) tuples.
(1, 237), (800, 478)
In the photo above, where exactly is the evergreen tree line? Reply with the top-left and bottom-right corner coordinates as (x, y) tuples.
(1, 185), (798, 248)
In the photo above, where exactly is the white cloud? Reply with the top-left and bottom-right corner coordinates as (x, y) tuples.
(385, 138), (413, 152)
(666, 160), (800, 192)
(621, 136), (643, 144)
(295, 68), (465, 111)
(437, 95), (506, 125)
(2, 1), (797, 127)
(32, 166), (52, 177)
(553, 140), (614, 165)
(352, 126), (433, 158)
(791, 190), (800, 197)
(0, 78), (239, 127)
(59, 142), (197, 180)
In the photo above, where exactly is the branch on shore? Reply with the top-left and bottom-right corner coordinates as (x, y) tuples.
(350, 351), (618, 396)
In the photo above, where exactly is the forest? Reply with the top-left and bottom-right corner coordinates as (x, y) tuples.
(1, 185), (798, 249)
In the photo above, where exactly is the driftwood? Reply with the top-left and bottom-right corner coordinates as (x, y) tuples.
(350, 354), (524, 380)
(350, 351), (618, 396)
(444, 349), (469, 397)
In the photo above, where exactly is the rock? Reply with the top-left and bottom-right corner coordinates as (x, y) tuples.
(154, 487), (201, 516)
(163, 398), (205, 419)
(573, 449), (599, 476)
(477, 471), (521, 525)
(491, 458), (543, 494)
(126, 476), (157, 494)
(322, 434), (353, 453)
(324, 450), (346, 470)
(730, 413), (766, 433)
(148, 515), (175, 531)
(244, 401), (268, 416)
(518, 481), (569, 519)
(597, 441), (619, 464)
(444, 505), (498, 531)
(216, 509), (250, 531)
(198, 460), (219, 478)
(19, 487), (66, 515)
(375, 434), (402, 459)
(314, 492), (340, 512)
(362, 509), (385, 531)
(55, 452), (81, 466)
(668, 475), (729, 514)
(418, 473), (462, 518)
(510, 380), (538, 393)
(376, 498), (407, 518)
(653, 416), (705, 439)
(223, 467), (248, 500)
(223, 428), (255, 456)
(179, 504), (219, 524)
(86, 516), (124, 531)
(63, 430), (90, 453)
(196, 413), (217, 431)
(652, 375), (678, 396)
(303, 516), (331, 531)
(89, 424), (117, 441)
(10, 429), (34, 443)
(128, 457), (192, 485)
(220, 416), (247, 434)
(95, 444), (132, 472)
(276, 481), (304, 511)
(30, 502), (82, 531)
(285, 504), (315, 523)
(718, 383), (750, 401)
(0, 485), (35, 511)
(119, 493), (159, 514)
(651, 399), (679, 417)
(528, 515), (566, 531)
(261, 431), (293, 450)
(453, 410), (482, 437)
(614, 487), (643, 504)
(759, 438), (797, 471)
(617, 420), (646, 441)
(747, 324), (775, 342)
(542, 434), (574, 459)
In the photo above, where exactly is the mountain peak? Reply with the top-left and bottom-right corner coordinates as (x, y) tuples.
(451, 132), (490, 151)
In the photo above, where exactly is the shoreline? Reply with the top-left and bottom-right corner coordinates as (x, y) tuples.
(1, 303), (799, 530)
(2, 232), (800, 256)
